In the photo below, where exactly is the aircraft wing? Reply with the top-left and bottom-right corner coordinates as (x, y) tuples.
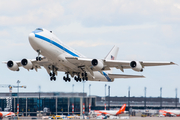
(66, 57), (92, 66)
(105, 60), (175, 68)
(3, 57), (51, 72)
(108, 74), (145, 78)
(66, 57), (175, 72)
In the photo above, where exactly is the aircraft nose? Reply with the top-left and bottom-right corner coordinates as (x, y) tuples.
(28, 33), (35, 41)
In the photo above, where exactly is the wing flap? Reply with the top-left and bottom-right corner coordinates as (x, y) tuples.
(108, 74), (145, 78)
(66, 57), (92, 66)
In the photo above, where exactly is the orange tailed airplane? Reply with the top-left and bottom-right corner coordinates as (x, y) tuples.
(0, 112), (15, 119)
(90, 104), (126, 116)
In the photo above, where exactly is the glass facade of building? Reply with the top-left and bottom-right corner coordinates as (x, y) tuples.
(0, 97), (90, 116)
(0, 92), (179, 116)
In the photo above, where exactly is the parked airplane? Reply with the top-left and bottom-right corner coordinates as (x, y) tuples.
(0, 111), (15, 118)
(159, 110), (180, 117)
(4, 28), (175, 82)
(90, 104), (127, 117)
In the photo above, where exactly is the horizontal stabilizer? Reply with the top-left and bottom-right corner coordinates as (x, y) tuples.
(108, 74), (145, 78)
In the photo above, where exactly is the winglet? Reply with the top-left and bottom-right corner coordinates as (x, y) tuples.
(170, 62), (178, 66)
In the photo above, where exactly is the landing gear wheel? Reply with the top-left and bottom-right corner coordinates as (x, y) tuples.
(74, 76), (77, 80)
(85, 77), (88, 81)
(54, 77), (56, 81)
(50, 72), (52, 76)
(50, 77), (53, 81)
(53, 72), (55, 76)
(36, 57), (39, 61)
(39, 57), (42, 61)
(68, 78), (70, 82)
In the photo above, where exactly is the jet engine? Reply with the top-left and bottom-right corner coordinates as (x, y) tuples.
(21, 59), (33, 69)
(91, 59), (104, 70)
(130, 61), (143, 72)
(7, 60), (19, 71)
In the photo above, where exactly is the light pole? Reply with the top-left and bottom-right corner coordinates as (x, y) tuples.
(160, 87), (162, 109)
(105, 84), (107, 110)
(72, 84), (74, 115)
(175, 88), (178, 108)
(89, 84), (91, 97)
(128, 86), (130, 116)
(17, 80), (20, 117)
(144, 87), (146, 110)
(72, 84), (74, 93)
(89, 84), (91, 113)
(39, 86), (41, 116)
(83, 81), (85, 119)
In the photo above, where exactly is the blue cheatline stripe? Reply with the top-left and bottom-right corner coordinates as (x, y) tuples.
(35, 34), (79, 57)
(102, 71), (112, 82)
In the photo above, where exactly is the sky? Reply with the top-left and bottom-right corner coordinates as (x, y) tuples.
(0, 0), (180, 98)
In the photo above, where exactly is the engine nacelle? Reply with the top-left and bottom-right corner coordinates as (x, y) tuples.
(130, 61), (143, 72)
(21, 59), (33, 70)
(7, 60), (19, 71)
(91, 59), (104, 70)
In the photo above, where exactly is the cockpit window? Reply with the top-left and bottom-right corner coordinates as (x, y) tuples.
(36, 28), (43, 31)
(32, 28), (43, 33)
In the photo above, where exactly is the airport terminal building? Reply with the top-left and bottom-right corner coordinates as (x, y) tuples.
(0, 92), (179, 116)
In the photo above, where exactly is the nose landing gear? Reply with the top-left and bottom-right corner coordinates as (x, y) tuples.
(36, 50), (42, 61)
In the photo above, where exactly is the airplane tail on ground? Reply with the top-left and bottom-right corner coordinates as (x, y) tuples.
(115, 104), (126, 115)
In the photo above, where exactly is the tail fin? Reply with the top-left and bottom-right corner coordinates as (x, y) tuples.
(104, 46), (119, 60)
(116, 104), (126, 115)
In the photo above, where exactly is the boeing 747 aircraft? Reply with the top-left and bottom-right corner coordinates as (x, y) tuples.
(4, 28), (175, 82)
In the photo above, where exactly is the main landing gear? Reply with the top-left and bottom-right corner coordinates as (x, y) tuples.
(63, 73), (71, 82)
(74, 72), (88, 82)
(74, 74), (81, 82)
(82, 72), (88, 81)
(36, 50), (42, 61)
(50, 72), (56, 81)
(50, 65), (56, 81)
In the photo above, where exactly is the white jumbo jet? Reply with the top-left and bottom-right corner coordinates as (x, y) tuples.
(4, 28), (175, 82)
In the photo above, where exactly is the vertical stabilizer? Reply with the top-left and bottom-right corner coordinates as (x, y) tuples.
(116, 104), (126, 115)
(104, 46), (119, 60)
